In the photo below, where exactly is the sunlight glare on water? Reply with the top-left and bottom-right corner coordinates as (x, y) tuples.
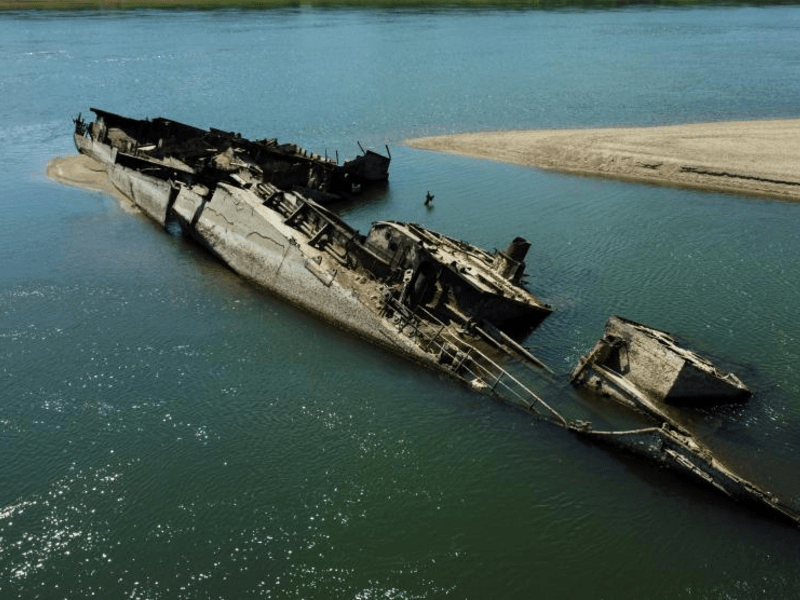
(2, 3), (800, 599)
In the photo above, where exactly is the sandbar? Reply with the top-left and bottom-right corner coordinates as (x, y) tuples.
(406, 120), (800, 202)
(47, 154), (139, 213)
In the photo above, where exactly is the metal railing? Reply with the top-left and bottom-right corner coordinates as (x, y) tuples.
(385, 298), (567, 426)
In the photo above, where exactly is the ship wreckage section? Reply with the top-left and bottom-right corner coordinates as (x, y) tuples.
(71, 110), (800, 528)
(74, 108), (389, 204)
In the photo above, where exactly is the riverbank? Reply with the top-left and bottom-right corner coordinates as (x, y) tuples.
(0, 0), (596, 9)
(0, 0), (780, 9)
(0, 0), (280, 8)
(406, 120), (800, 202)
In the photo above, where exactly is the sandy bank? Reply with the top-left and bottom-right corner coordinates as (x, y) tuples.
(47, 154), (139, 213)
(406, 120), (800, 202)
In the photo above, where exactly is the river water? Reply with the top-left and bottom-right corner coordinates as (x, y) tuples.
(2, 4), (800, 598)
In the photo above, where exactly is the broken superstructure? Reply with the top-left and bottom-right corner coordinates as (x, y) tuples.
(68, 109), (799, 529)
(74, 108), (389, 204)
(572, 316), (751, 423)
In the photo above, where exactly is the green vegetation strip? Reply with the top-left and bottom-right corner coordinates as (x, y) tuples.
(0, 0), (776, 11)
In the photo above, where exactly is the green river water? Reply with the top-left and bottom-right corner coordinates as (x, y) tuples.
(2, 3), (800, 598)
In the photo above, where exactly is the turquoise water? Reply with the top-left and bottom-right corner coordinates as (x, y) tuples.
(2, 4), (800, 598)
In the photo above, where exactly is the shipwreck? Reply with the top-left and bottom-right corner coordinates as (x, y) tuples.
(68, 109), (800, 529)
(74, 108), (390, 204)
(72, 109), (556, 410)
(572, 316), (752, 425)
(568, 317), (798, 526)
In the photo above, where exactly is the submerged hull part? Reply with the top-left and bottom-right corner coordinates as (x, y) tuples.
(570, 422), (800, 527)
(571, 316), (751, 424)
(72, 110), (555, 415)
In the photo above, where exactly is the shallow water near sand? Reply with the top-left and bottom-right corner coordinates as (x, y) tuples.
(3, 4), (800, 598)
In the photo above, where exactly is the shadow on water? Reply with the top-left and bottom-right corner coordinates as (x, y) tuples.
(327, 180), (391, 214)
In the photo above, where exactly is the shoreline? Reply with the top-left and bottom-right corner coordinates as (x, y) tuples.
(406, 119), (800, 202)
(0, 0), (602, 9)
(47, 154), (139, 213)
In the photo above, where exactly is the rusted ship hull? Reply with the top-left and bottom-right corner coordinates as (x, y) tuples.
(571, 316), (752, 425)
(343, 145), (391, 182)
(73, 110), (556, 414)
(565, 317), (800, 526)
(74, 108), (390, 203)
